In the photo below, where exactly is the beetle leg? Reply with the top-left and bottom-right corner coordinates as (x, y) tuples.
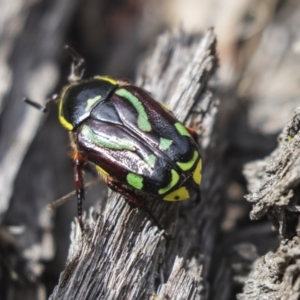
(65, 45), (85, 83)
(105, 178), (170, 237)
(105, 178), (143, 206)
(71, 150), (85, 231)
(24, 93), (59, 113)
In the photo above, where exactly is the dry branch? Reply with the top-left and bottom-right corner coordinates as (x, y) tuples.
(239, 107), (300, 298)
(244, 107), (300, 238)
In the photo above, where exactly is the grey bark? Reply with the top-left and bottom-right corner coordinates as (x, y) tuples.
(238, 108), (300, 299)
(0, 1), (79, 299)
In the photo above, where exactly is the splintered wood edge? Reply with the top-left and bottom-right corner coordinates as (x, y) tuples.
(244, 107), (300, 226)
(237, 237), (300, 300)
(50, 29), (217, 300)
(242, 102), (300, 298)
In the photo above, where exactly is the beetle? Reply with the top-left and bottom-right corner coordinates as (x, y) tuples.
(25, 46), (202, 231)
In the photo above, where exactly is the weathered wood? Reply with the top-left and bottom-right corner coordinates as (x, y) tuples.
(238, 107), (300, 299)
(0, 0), (79, 216)
(238, 237), (300, 300)
(0, 1), (80, 299)
(244, 107), (300, 238)
(213, 2), (300, 299)
(49, 29), (219, 300)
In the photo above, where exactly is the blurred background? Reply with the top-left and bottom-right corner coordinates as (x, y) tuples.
(0, 0), (300, 299)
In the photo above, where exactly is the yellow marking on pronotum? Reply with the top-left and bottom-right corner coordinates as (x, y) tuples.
(85, 95), (101, 111)
(94, 76), (118, 85)
(177, 151), (199, 171)
(59, 99), (73, 130)
(158, 169), (179, 195)
(193, 159), (202, 185)
(163, 187), (190, 201)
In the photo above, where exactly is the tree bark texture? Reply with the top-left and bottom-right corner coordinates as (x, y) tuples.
(238, 108), (300, 300)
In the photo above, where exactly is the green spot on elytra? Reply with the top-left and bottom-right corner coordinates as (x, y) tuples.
(158, 169), (179, 194)
(174, 122), (191, 137)
(177, 151), (199, 171)
(85, 95), (101, 111)
(127, 173), (143, 190)
(159, 138), (173, 151)
(115, 89), (152, 132)
(145, 154), (156, 167)
(81, 125), (135, 150)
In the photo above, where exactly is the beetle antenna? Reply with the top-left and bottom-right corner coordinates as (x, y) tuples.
(24, 93), (59, 113)
(65, 45), (85, 83)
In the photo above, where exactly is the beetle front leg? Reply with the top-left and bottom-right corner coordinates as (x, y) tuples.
(65, 45), (85, 83)
(72, 150), (85, 231)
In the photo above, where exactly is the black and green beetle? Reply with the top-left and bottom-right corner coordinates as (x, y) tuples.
(25, 46), (202, 230)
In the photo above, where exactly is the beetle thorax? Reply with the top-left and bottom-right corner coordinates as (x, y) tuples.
(58, 78), (118, 131)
